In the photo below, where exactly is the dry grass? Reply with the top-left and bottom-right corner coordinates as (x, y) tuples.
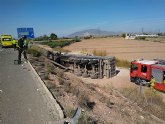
(53, 47), (70, 52)
(116, 58), (130, 68)
(81, 48), (88, 54)
(92, 49), (107, 56)
(120, 86), (165, 120)
(27, 46), (42, 57)
(146, 36), (165, 43)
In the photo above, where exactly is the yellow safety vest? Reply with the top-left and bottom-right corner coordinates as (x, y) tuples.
(12, 40), (16, 44)
(24, 40), (28, 46)
(150, 78), (156, 88)
(163, 80), (165, 84)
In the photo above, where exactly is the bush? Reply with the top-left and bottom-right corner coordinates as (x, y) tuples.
(121, 33), (126, 38)
(78, 112), (90, 124)
(27, 47), (41, 57)
(42, 40), (74, 48)
(41, 38), (81, 48)
(73, 36), (81, 42)
(116, 58), (130, 68)
(92, 49), (107, 56)
(135, 36), (146, 40)
(50, 33), (57, 40)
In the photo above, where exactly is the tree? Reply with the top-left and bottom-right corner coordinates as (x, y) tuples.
(43, 35), (49, 40)
(50, 33), (57, 40)
(121, 33), (126, 38)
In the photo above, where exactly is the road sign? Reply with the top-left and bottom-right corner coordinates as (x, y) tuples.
(17, 28), (35, 38)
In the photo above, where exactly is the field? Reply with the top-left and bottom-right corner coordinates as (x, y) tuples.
(64, 37), (165, 61)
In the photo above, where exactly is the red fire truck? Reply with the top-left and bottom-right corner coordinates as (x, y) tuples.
(130, 59), (165, 92)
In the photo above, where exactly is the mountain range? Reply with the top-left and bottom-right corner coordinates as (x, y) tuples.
(68, 29), (122, 38)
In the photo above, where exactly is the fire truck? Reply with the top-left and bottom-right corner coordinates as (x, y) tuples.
(130, 59), (165, 92)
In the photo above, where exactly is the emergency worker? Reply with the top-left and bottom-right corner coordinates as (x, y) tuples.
(12, 39), (17, 50)
(17, 36), (28, 64)
(163, 78), (165, 84)
(149, 76), (156, 93)
(163, 73), (165, 84)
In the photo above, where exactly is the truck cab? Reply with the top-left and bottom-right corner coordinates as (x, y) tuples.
(130, 60), (158, 83)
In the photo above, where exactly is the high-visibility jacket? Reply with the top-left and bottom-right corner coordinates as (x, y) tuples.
(24, 40), (28, 47)
(150, 78), (156, 88)
(163, 80), (165, 84)
(12, 39), (16, 44)
(149, 78), (156, 93)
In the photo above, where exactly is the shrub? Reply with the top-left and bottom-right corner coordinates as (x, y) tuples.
(135, 36), (146, 40)
(27, 47), (41, 57)
(121, 33), (126, 38)
(53, 47), (70, 52)
(42, 40), (74, 48)
(64, 107), (75, 118)
(43, 72), (49, 80)
(73, 36), (81, 42)
(79, 94), (95, 110)
(116, 58), (130, 68)
(92, 49), (107, 56)
(78, 112), (90, 124)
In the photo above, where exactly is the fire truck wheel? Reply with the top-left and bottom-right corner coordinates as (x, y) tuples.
(130, 77), (134, 82)
(135, 77), (141, 85)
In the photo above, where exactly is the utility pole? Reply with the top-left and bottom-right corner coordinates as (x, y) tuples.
(142, 28), (144, 34)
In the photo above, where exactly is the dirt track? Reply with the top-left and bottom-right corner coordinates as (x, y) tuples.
(64, 37), (165, 61)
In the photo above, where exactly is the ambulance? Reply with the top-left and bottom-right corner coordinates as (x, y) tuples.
(1, 35), (13, 47)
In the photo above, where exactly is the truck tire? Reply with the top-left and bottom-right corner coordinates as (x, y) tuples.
(135, 77), (141, 85)
(130, 77), (135, 82)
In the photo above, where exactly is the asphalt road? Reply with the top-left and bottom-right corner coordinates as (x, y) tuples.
(0, 48), (62, 124)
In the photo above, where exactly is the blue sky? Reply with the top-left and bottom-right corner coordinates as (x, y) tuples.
(0, 0), (165, 38)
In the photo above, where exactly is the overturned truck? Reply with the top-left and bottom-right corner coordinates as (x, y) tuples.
(42, 49), (116, 79)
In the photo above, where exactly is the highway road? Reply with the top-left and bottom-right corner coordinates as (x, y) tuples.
(0, 48), (62, 124)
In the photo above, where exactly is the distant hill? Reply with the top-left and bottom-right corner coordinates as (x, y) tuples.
(68, 29), (121, 38)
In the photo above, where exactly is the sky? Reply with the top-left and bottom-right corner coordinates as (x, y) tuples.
(0, 0), (165, 38)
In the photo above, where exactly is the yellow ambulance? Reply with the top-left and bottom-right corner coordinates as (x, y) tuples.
(1, 35), (13, 47)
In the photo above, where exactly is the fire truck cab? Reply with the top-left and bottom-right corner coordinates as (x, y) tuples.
(130, 59), (165, 92)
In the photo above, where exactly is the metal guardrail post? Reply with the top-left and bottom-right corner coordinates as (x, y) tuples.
(55, 108), (82, 124)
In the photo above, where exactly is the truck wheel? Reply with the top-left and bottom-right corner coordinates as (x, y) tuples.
(130, 77), (135, 82)
(135, 77), (141, 85)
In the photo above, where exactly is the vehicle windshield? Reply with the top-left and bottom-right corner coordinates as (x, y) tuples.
(131, 63), (138, 70)
(2, 38), (11, 41)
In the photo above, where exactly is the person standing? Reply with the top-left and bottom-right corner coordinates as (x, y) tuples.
(12, 38), (17, 51)
(149, 76), (156, 93)
(163, 72), (165, 84)
(17, 36), (28, 64)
